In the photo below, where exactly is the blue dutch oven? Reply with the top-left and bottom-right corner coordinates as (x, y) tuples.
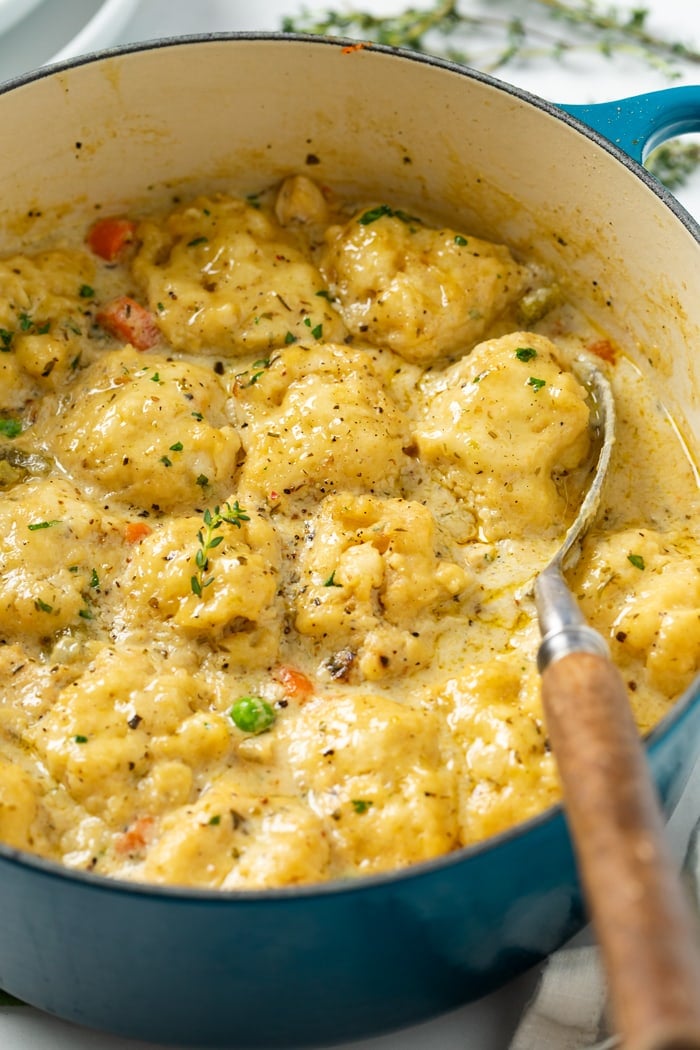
(0, 34), (698, 1049)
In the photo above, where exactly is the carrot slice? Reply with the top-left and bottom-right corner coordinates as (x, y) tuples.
(115, 816), (154, 857)
(87, 217), (137, 261)
(273, 665), (314, 701)
(97, 296), (160, 350)
(123, 521), (152, 544)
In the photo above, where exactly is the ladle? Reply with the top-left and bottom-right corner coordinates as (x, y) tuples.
(535, 367), (700, 1050)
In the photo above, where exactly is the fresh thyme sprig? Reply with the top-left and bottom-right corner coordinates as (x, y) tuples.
(191, 501), (250, 597)
(282, 0), (700, 76)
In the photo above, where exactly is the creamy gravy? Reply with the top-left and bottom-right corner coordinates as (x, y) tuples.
(0, 175), (697, 887)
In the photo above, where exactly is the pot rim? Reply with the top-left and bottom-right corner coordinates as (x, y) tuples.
(0, 30), (698, 904)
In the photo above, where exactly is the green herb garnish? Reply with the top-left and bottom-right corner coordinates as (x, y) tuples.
(351, 799), (373, 814)
(28, 520), (61, 531)
(191, 501), (251, 597)
(0, 418), (21, 438)
(515, 346), (538, 362)
(627, 553), (646, 570)
(358, 203), (394, 225)
(527, 377), (546, 391)
(242, 358), (272, 387)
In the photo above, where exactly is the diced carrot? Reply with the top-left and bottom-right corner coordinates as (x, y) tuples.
(96, 296), (160, 350)
(123, 521), (152, 544)
(115, 816), (154, 857)
(87, 217), (137, 261)
(273, 664), (314, 701)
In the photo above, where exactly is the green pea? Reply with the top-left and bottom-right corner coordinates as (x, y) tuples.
(230, 695), (275, 735)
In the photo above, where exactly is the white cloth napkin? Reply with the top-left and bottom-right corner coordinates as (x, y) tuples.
(509, 794), (700, 1050)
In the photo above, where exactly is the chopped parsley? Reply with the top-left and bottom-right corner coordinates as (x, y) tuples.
(17, 311), (50, 335)
(358, 204), (420, 227)
(74, 735), (88, 744)
(351, 800), (373, 814)
(454, 234), (468, 246)
(187, 236), (208, 248)
(627, 554), (646, 570)
(303, 318), (323, 340)
(28, 519), (61, 531)
(515, 346), (538, 362)
(79, 284), (95, 299)
(323, 571), (342, 587)
(528, 377), (546, 391)
(0, 418), (22, 438)
(240, 358), (272, 387)
(34, 598), (53, 613)
(358, 203), (394, 225)
(169, 441), (184, 452)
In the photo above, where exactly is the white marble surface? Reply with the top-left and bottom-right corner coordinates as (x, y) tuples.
(0, 1), (698, 1048)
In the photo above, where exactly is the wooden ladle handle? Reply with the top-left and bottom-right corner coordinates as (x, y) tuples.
(541, 651), (700, 1050)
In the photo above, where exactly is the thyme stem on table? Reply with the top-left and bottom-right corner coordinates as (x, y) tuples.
(282, 0), (700, 74)
(646, 139), (700, 190)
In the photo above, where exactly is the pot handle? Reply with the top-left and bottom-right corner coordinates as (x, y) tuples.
(559, 85), (700, 165)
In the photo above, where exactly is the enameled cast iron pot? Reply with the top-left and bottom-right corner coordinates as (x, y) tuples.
(0, 34), (699, 1050)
